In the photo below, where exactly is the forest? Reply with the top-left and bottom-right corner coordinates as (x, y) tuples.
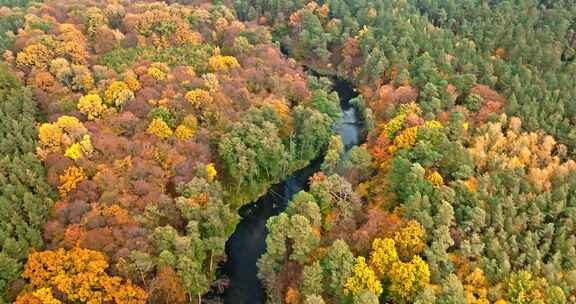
(0, 0), (575, 303)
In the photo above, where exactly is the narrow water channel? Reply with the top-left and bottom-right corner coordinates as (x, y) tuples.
(220, 77), (363, 304)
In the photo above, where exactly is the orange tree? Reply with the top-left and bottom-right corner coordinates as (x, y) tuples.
(16, 247), (147, 304)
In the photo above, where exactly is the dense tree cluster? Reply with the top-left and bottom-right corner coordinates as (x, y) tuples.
(259, 101), (576, 303)
(0, 0), (339, 302)
(2, 0), (576, 303)
(0, 64), (53, 303)
(235, 0), (576, 152)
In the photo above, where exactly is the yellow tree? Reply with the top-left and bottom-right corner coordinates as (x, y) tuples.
(387, 255), (430, 304)
(175, 125), (195, 140)
(105, 81), (134, 107)
(393, 220), (425, 260)
(369, 238), (399, 277)
(208, 55), (240, 72)
(463, 268), (490, 304)
(77, 94), (107, 120)
(147, 118), (173, 139)
(185, 89), (212, 109)
(58, 166), (86, 196)
(344, 256), (383, 297)
(19, 247), (147, 304)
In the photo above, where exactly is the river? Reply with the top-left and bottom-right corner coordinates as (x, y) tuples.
(220, 77), (363, 304)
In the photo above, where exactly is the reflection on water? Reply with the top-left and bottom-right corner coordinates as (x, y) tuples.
(221, 77), (362, 304)
(335, 107), (361, 150)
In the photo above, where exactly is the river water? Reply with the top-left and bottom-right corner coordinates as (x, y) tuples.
(220, 77), (362, 304)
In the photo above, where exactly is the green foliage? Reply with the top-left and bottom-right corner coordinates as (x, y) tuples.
(148, 106), (177, 129)
(147, 177), (237, 300)
(322, 240), (354, 301)
(0, 0), (30, 8)
(237, 0), (576, 153)
(321, 135), (344, 175)
(218, 107), (290, 202)
(302, 261), (324, 297)
(0, 64), (54, 301)
(96, 47), (141, 73)
(97, 45), (213, 73)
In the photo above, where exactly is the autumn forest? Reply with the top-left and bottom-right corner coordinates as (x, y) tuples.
(0, 0), (575, 303)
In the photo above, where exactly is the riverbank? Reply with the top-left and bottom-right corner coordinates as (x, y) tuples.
(220, 76), (364, 303)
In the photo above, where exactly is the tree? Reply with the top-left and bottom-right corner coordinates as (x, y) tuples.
(387, 255), (430, 304)
(208, 55), (240, 72)
(369, 238), (398, 277)
(393, 220), (425, 261)
(353, 291), (379, 304)
(286, 191), (321, 228)
(302, 261), (324, 297)
(19, 247), (147, 303)
(147, 118), (173, 139)
(292, 105), (333, 162)
(322, 135), (344, 175)
(0, 64), (54, 302)
(436, 274), (466, 304)
(344, 256), (383, 297)
(104, 81), (134, 107)
(322, 240), (354, 300)
(288, 215), (319, 263)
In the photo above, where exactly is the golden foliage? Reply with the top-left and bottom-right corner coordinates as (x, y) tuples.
(463, 268), (489, 304)
(33, 288), (62, 304)
(380, 113), (406, 139)
(64, 143), (83, 160)
(181, 114), (198, 130)
(15, 287), (62, 304)
(147, 118), (172, 138)
(16, 44), (54, 69)
(79, 134), (94, 156)
(424, 120), (443, 129)
(393, 126), (418, 150)
(469, 115), (576, 191)
(21, 247), (147, 304)
(427, 171), (444, 187)
(209, 55), (240, 72)
(32, 71), (56, 91)
(50, 58), (72, 81)
(147, 63), (169, 80)
(185, 89), (212, 108)
(38, 123), (64, 153)
(381, 102), (421, 138)
(58, 166), (86, 196)
(206, 163), (217, 182)
(78, 94), (107, 120)
(344, 256), (383, 297)
(124, 70), (141, 91)
(175, 125), (194, 141)
(38, 115), (89, 157)
(174, 25), (201, 46)
(269, 98), (293, 137)
(464, 176), (478, 192)
(55, 115), (87, 136)
(105, 81), (134, 107)
(393, 220), (425, 259)
(387, 255), (430, 304)
(71, 65), (95, 92)
(369, 238), (399, 277)
(57, 40), (88, 65)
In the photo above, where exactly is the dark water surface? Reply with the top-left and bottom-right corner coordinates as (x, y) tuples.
(221, 77), (362, 304)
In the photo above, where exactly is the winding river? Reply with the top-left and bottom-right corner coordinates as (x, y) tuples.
(220, 77), (363, 304)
